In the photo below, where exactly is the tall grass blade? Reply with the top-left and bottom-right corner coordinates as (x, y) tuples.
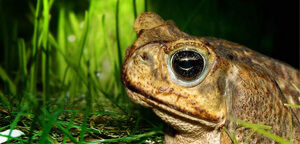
(77, 11), (90, 67)
(18, 39), (28, 80)
(115, 0), (123, 72)
(222, 127), (238, 144)
(284, 104), (300, 109)
(30, 0), (41, 100)
(38, 107), (62, 143)
(55, 122), (79, 143)
(62, 113), (76, 143)
(88, 130), (162, 143)
(69, 12), (80, 37)
(0, 66), (16, 96)
(0, 91), (9, 109)
(0, 133), (27, 143)
(42, 0), (51, 106)
(115, 0), (126, 104)
(57, 8), (67, 80)
(144, 0), (148, 12)
(57, 121), (101, 134)
(79, 61), (92, 142)
(230, 117), (293, 144)
(6, 108), (26, 143)
(17, 38), (28, 107)
(244, 130), (257, 144)
(133, 0), (137, 19)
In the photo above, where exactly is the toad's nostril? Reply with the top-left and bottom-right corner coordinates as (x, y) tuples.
(139, 52), (149, 61)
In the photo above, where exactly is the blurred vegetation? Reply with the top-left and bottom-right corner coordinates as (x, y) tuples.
(0, 0), (165, 143)
(0, 0), (298, 143)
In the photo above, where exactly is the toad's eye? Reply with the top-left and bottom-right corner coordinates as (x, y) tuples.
(171, 50), (205, 81)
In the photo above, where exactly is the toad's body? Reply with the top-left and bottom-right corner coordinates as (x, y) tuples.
(121, 12), (300, 143)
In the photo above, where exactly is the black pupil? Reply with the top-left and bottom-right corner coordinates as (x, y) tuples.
(172, 50), (204, 80)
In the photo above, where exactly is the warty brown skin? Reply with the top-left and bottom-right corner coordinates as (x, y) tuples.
(121, 12), (300, 143)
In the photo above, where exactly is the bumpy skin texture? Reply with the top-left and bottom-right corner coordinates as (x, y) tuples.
(122, 12), (300, 143)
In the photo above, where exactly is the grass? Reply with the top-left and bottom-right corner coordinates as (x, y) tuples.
(226, 117), (294, 144)
(0, 0), (163, 143)
(0, 0), (298, 143)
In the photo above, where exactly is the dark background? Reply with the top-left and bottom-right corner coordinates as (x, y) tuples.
(1, 0), (299, 69)
(149, 0), (299, 69)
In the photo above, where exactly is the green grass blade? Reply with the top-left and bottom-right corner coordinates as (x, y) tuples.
(79, 61), (92, 143)
(57, 8), (67, 80)
(100, 14), (117, 93)
(231, 117), (272, 130)
(133, 0), (137, 19)
(87, 130), (162, 143)
(47, 137), (56, 144)
(284, 104), (300, 109)
(222, 127), (238, 144)
(55, 122), (79, 143)
(230, 117), (293, 144)
(27, 103), (42, 143)
(42, 0), (50, 49)
(0, 125), (11, 132)
(38, 107), (62, 143)
(115, 0), (124, 102)
(244, 130), (257, 144)
(69, 12), (80, 37)
(115, 0), (123, 68)
(79, 110), (89, 143)
(254, 128), (293, 144)
(17, 38), (28, 107)
(18, 38), (28, 77)
(57, 121), (101, 134)
(42, 0), (51, 106)
(0, 133), (27, 143)
(101, 14), (114, 66)
(56, 65), (70, 105)
(62, 113), (76, 143)
(30, 0), (41, 99)
(31, 131), (42, 140)
(0, 66), (16, 95)
(0, 90), (9, 108)
(77, 11), (90, 67)
(49, 0), (54, 9)
(49, 33), (88, 85)
(6, 108), (26, 143)
(144, 0), (148, 12)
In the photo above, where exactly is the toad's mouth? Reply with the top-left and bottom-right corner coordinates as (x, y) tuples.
(125, 87), (225, 127)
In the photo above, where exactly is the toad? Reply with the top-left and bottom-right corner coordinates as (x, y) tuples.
(121, 12), (300, 143)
